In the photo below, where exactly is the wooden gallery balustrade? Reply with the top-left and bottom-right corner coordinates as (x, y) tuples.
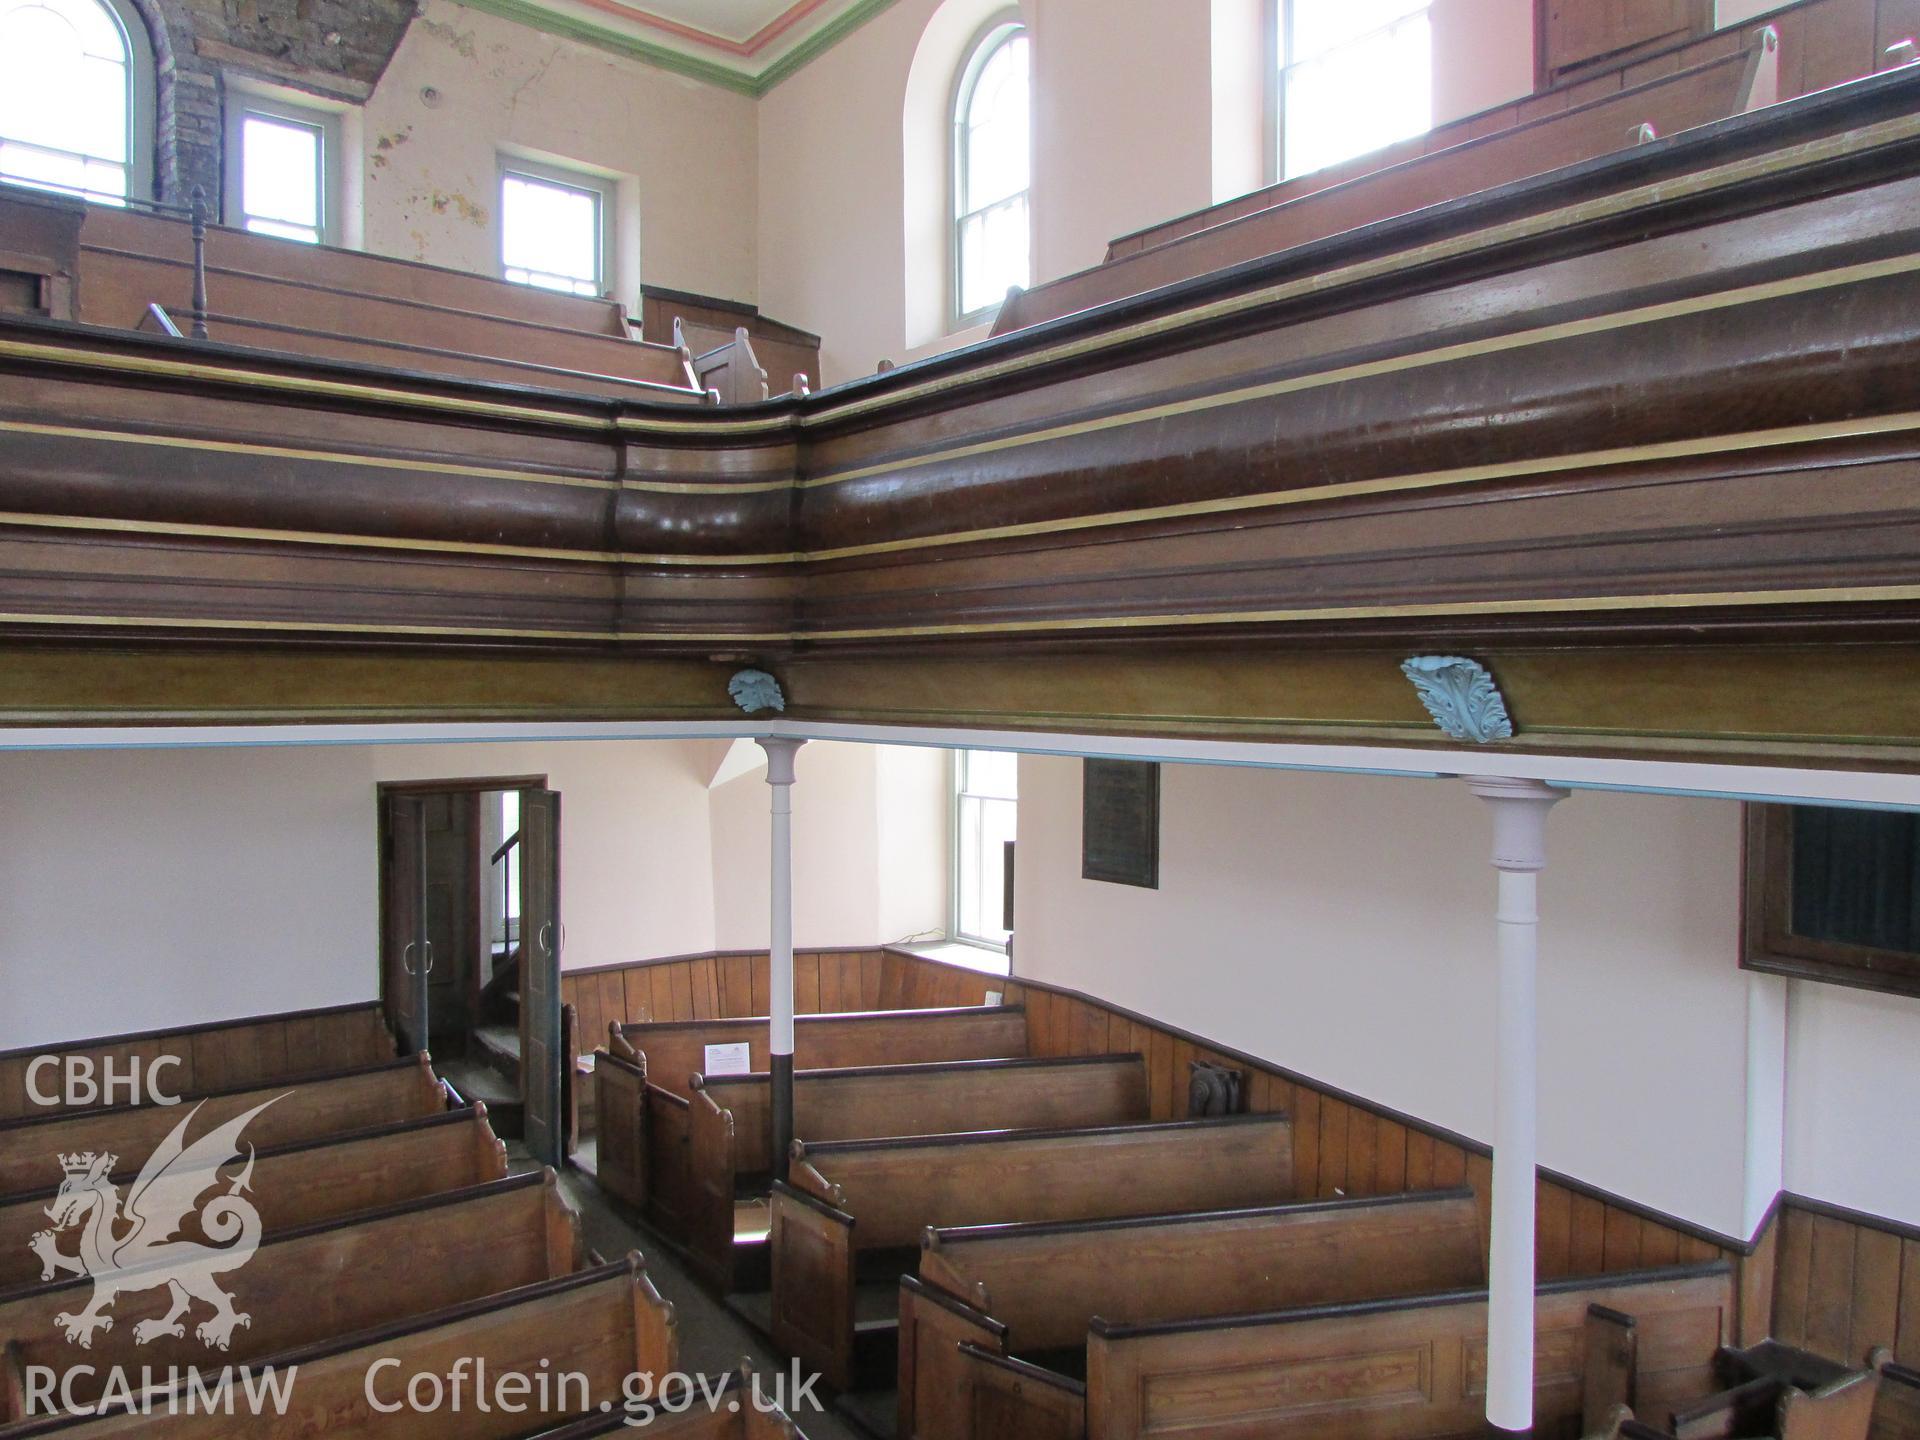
(2, 67), (1920, 766)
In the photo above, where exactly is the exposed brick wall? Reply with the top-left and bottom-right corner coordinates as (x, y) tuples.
(127, 0), (417, 209)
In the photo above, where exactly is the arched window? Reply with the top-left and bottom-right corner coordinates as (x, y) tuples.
(0, 0), (150, 203)
(952, 18), (1029, 326)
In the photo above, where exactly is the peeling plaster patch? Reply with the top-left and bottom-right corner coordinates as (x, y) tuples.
(411, 189), (489, 226)
(371, 126), (413, 169)
(418, 16), (475, 57)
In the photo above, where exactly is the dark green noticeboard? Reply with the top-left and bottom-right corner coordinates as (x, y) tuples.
(1082, 759), (1160, 888)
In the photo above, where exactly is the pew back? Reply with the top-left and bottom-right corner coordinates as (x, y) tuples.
(921, 1187), (1483, 1353)
(1080, 1263), (1734, 1440)
(0, 1001), (394, 1120)
(0, 1104), (506, 1290)
(789, 1114), (1293, 1250)
(6, 1256), (675, 1439)
(0, 1054), (447, 1195)
(622, 1006), (1030, 1101)
(0, 1170), (582, 1421)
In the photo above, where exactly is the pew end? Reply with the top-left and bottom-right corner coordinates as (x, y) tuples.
(898, 1276), (1010, 1440)
(1587, 1303), (1641, 1434)
(769, 1180), (861, 1392)
(957, 1342), (1087, 1440)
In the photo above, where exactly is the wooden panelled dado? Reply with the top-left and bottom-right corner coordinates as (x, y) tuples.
(0, 1001), (394, 1119)
(562, 948), (892, 1050)
(1767, 1197), (1920, 1371)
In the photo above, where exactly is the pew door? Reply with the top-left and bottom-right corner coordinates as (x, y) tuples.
(519, 786), (564, 1167)
(381, 792), (432, 1055)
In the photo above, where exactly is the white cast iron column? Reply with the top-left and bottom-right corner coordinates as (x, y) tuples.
(758, 736), (806, 1181)
(1467, 775), (1567, 1436)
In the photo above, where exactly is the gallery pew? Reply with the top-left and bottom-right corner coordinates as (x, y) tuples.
(0, 1103), (506, 1289)
(7, 1255), (676, 1438)
(769, 1113), (1294, 1390)
(0, 1053), (449, 1194)
(594, 1005), (1029, 1213)
(0, 1169), (583, 1423)
(0, 1001), (394, 1120)
(1053, 1262), (1735, 1440)
(992, 35), (1776, 336)
(897, 1187), (1486, 1440)
(680, 1054), (1152, 1289)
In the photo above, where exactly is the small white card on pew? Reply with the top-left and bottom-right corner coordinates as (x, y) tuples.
(703, 1042), (752, 1076)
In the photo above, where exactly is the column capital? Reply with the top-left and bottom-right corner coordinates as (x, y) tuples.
(756, 735), (806, 787)
(1465, 775), (1568, 873)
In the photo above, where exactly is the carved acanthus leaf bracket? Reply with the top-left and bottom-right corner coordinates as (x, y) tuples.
(728, 668), (785, 715)
(1400, 655), (1514, 743)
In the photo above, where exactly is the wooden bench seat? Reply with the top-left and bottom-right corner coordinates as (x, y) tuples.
(594, 1005), (1028, 1217)
(1030, 1261), (1735, 1440)
(0, 1169), (585, 1423)
(0, 1103), (506, 1290)
(679, 1053), (1151, 1290)
(0, 1053), (448, 1195)
(992, 35), (1775, 336)
(0, 1001), (394, 1121)
(7, 1253), (676, 1438)
(769, 1113), (1293, 1390)
(898, 1187), (1485, 1440)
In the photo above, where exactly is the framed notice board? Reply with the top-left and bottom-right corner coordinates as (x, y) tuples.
(1082, 759), (1160, 888)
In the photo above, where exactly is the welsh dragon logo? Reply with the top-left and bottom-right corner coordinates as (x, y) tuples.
(28, 1097), (280, 1351)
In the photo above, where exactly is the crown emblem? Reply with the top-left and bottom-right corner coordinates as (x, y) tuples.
(59, 1152), (110, 1175)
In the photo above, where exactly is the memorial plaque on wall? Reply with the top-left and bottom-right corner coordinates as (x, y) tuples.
(1082, 759), (1160, 888)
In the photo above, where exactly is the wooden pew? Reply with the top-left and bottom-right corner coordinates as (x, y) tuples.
(594, 1004), (1029, 1215)
(1874, 1360), (1920, 1440)
(0, 1169), (583, 1423)
(682, 1054), (1151, 1289)
(992, 35), (1776, 336)
(0, 1104), (506, 1289)
(615, 1005), (1029, 1101)
(0, 1053), (448, 1195)
(897, 1187), (1485, 1440)
(770, 1113), (1293, 1390)
(0, 1001), (395, 1120)
(7, 1254), (676, 1438)
(1056, 1261), (1734, 1440)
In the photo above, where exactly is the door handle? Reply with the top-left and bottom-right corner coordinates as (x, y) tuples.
(401, 941), (417, 977)
(537, 922), (554, 959)
(421, 940), (435, 976)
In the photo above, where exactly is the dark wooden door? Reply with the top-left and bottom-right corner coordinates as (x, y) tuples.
(423, 792), (477, 1055)
(381, 793), (430, 1055)
(518, 787), (563, 1166)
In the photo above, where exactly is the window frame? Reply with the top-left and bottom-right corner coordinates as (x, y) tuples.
(0, 0), (154, 205)
(222, 91), (340, 246)
(495, 154), (615, 299)
(950, 748), (1018, 952)
(1742, 803), (1920, 1000)
(1267, 0), (1433, 183)
(949, 12), (1030, 331)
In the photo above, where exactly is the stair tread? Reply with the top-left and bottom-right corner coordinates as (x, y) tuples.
(475, 1024), (523, 1060)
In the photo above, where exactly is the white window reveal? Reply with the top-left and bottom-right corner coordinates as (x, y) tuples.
(500, 165), (609, 298)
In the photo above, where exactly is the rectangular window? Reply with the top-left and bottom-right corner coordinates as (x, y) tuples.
(1744, 804), (1920, 998)
(500, 163), (609, 297)
(1276, 0), (1432, 180)
(953, 750), (1018, 949)
(224, 96), (338, 245)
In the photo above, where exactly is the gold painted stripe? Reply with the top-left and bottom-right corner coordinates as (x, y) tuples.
(784, 109), (1920, 433)
(0, 420), (620, 491)
(5, 582), (1915, 647)
(0, 610), (792, 643)
(0, 508), (800, 568)
(3, 407), (1916, 567)
(796, 583), (1920, 641)
(800, 249), (1920, 492)
(0, 340), (629, 430)
(801, 409), (1920, 561)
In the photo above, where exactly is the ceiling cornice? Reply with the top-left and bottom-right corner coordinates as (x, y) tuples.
(448, 0), (902, 95)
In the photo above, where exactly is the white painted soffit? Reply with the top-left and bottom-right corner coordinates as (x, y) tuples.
(1, 718), (1918, 810)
